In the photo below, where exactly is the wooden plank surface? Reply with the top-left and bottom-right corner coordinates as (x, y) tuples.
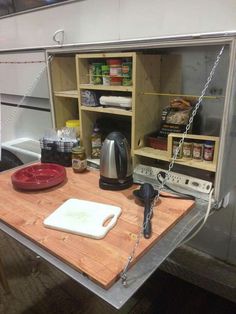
(0, 166), (195, 289)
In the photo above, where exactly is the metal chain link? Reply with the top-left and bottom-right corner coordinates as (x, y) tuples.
(120, 45), (225, 286)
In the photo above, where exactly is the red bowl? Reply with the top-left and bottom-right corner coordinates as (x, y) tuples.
(11, 163), (67, 191)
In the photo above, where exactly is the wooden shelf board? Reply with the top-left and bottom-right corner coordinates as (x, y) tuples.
(174, 159), (217, 172)
(54, 90), (78, 98)
(134, 147), (170, 161)
(134, 147), (217, 172)
(81, 106), (132, 116)
(168, 133), (219, 142)
(77, 52), (136, 59)
(79, 84), (133, 92)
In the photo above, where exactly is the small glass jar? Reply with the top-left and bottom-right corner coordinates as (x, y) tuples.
(203, 141), (214, 161)
(172, 140), (183, 159)
(71, 146), (87, 173)
(193, 141), (203, 161)
(183, 140), (193, 159)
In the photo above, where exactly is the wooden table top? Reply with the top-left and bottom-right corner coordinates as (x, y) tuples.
(0, 164), (195, 289)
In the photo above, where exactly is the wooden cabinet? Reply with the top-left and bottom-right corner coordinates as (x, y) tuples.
(48, 49), (220, 174)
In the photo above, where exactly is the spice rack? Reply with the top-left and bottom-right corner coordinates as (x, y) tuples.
(168, 133), (219, 171)
(134, 133), (219, 172)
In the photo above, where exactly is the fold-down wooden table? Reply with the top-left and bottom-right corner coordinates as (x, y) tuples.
(0, 165), (207, 309)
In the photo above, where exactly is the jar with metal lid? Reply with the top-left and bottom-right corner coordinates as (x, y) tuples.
(71, 146), (87, 173)
(203, 141), (214, 161)
(193, 141), (203, 161)
(172, 140), (183, 159)
(182, 140), (193, 159)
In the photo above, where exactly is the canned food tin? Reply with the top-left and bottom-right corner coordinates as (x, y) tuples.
(91, 63), (103, 85)
(122, 61), (132, 86)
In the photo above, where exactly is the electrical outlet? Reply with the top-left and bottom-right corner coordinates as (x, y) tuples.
(133, 164), (212, 194)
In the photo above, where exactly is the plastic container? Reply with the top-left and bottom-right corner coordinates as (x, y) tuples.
(91, 124), (102, 159)
(72, 146), (87, 173)
(66, 119), (80, 139)
(203, 141), (214, 161)
(107, 59), (122, 85)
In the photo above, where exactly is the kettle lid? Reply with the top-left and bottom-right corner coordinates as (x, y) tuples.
(106, 131), (125, 141)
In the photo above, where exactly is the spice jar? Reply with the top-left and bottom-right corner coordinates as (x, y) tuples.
(72, 146), (87, 173)
(172, 140), (183, 159)
(203, 141), (214, 161)
(182, 140), (192, 159)
(193, 141), (203, 161)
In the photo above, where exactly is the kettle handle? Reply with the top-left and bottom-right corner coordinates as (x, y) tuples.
(114, 139), (127, 180)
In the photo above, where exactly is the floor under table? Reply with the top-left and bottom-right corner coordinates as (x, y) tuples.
(0, 230), (236, 314)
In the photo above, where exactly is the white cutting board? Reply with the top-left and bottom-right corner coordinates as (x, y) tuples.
(43, 198), (122, 239)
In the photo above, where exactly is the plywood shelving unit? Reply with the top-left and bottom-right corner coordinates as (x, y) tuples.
(75, 52), (164, 158)
(49, 50), (220, 174)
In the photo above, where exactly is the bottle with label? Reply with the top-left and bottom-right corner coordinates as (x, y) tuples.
(91, 124), (102, 159)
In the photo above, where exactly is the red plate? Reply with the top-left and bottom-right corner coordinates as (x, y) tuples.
(11, 163), (67, 191)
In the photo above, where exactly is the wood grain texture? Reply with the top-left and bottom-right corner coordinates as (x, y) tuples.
(0, 166), (194, 289)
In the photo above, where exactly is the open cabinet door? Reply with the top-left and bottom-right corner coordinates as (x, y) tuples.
(215, 39), (236, 202)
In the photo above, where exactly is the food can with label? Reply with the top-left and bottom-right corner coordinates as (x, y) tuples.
(91, 63), (103, 85)
(122, 60), (132, 86)
(107, 59), (122, 85)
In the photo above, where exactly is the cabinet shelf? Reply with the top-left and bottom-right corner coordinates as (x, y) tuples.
(54, 90), (78, 98)
(134, 147), (217, 172)
(81, 106), (132, 116)
(79, 84), (133, 92)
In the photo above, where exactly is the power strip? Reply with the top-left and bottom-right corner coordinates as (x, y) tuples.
(133, 164), (212, 194)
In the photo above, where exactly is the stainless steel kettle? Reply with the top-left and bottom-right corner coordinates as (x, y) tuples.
(99, 132), (133, 190)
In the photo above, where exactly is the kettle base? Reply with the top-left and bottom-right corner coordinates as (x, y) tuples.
(99, 176), (133, 191)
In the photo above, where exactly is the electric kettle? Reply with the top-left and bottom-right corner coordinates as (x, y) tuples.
(99, 132), (133, 190)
